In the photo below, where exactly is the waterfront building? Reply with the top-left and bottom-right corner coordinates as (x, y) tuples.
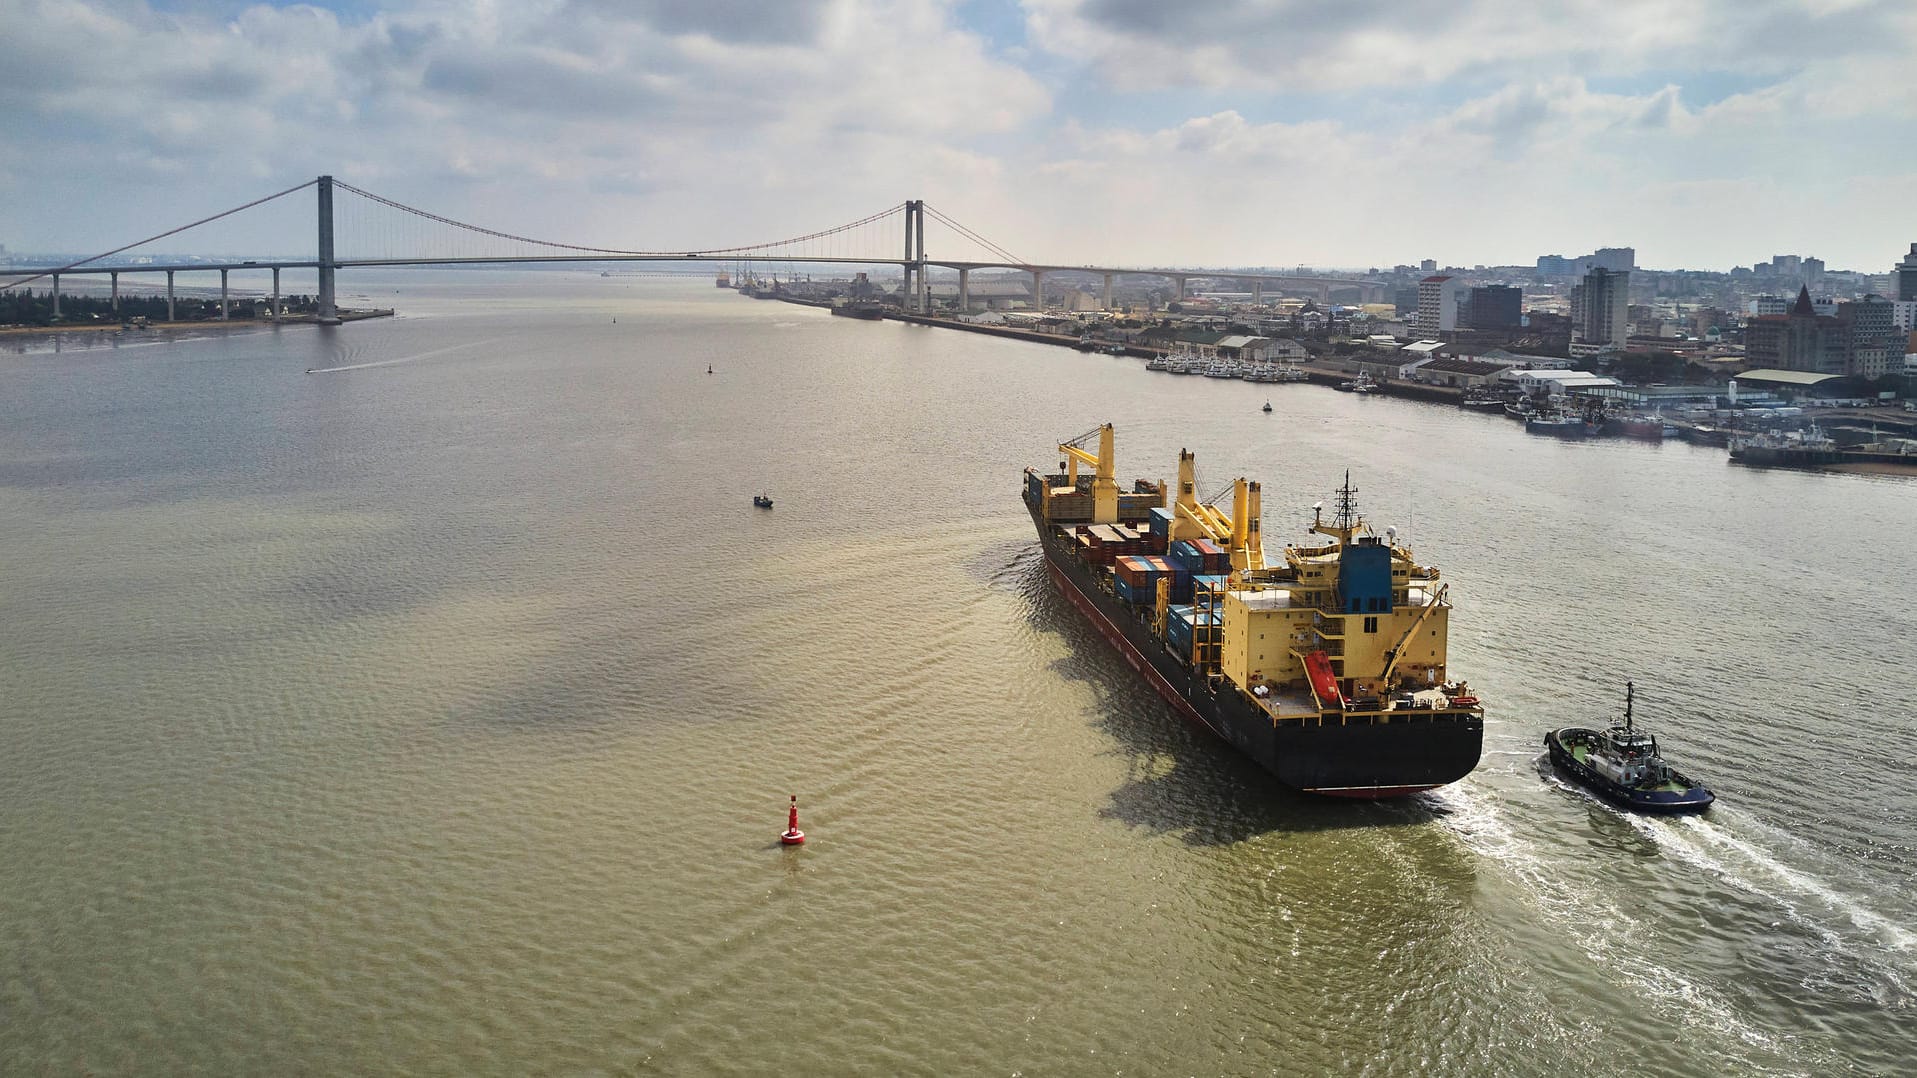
(1498, 369), (1617, 395)
(1464, 284), (1522, 330)
(1417, 275), (1462, 334)
(1411, 356), (1521, 388)
(1743, 287), (1848, 375)
(1571, 267), (1629, 350)
(1836, 294), (1897, 377)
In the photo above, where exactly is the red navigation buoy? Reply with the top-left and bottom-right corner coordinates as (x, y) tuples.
(780, 794), (806, 845)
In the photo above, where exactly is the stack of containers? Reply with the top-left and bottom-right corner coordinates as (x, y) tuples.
(1113, 554), (1177, 605)
(1165, 604), (1195, 653)
(1190, 537), (1230, 574)
(1146, 508), (1174, 555)
(1168, 539), (1204, 573)
(1081, 524), (1128, 566)
(1165, 604), (1222, 657)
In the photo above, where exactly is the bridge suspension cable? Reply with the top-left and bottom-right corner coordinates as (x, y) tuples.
(333, 180), (905, 259)
(2, 179), (318, 290)
(921, 202), (1024, 266)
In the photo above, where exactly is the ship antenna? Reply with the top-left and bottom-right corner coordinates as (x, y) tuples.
(1335, 471), (1358, 535)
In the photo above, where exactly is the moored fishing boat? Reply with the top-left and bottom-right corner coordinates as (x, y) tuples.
(1545, 682), (1713, 813)
(1525, 412), (1592, 438)
(1024, 425), (1484, 797)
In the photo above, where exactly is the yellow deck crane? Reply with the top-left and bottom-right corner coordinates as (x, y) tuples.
(1376, 582), (1449, 695)
(1058, 424), (1119, 524)
(1176, 469), (1267, 576)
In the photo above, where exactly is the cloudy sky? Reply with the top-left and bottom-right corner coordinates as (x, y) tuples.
(3, 0), (1914, 271)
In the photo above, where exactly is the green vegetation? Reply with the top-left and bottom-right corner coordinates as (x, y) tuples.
(0, 289), (318, 326)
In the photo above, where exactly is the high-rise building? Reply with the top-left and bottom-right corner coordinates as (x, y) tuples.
(1897, 243), (1917, 302)
(1420, 259), (1438, 273)
(1590, 247), (1635, 272)
(1573, 267), (1629, 348)
(1837, 294), (1896, 377)
(1535, 254), (1571, 276)
(1744, 287), (1848, 374)
(1464, 284), (1522, 330)
(1417, 275), (1462, 334)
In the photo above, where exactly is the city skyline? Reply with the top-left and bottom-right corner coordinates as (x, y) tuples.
(3, 0), (1915, 271)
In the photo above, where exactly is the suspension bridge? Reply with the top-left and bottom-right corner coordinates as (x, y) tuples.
(2, 176), (1384, 324)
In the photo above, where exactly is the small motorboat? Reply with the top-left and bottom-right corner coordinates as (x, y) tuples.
(1545, 682), (1713, 813)
(1262, 401), (1273, 413)
(707, 365), (714, 375)
(752, 494), (774, 509)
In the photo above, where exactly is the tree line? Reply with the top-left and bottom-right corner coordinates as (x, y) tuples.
(0, 289), (321, 326)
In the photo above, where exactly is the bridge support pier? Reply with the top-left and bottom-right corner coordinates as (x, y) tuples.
(111, 272), (119, 313)
(958, 268), (969, 314)
(166, 271), (175, 321)
(1032, 269), (1043, 312)
(271, 267), (281, 322)
(1174, 275), (1186, 301)
(1252, 279), (1262, 308)
(51, 273), (60, 320)
(1319, 283), (1331, 304)
(915, 204), (928, 313)
(220, 269), (229, 321)
(316, 174), (340, 325)
(1103, 273), (1114, 311)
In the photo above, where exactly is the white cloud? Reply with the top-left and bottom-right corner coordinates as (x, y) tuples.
(0, 0), (1049, 253)
(1019, 0), (1912, 93)
(2, 0), (1913, 271)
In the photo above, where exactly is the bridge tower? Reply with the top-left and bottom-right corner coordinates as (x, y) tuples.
(901, 200), (927, 313)
(317, 174), (340, 325)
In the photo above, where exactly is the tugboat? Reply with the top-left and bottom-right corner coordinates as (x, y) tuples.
(1545, 682), (1713, 813)
(752, 494), (774, 509)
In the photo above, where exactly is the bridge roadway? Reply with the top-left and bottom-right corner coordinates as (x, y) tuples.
(3, 254), (1385, 322)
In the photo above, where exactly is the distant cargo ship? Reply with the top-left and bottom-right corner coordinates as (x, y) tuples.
(1024, 425), (1484, 797)
(1729, 425), (1917, 472)
(829, 299), (885, 320)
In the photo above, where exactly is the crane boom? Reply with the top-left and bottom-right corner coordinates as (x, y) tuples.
(1378, 582), (1448, 690)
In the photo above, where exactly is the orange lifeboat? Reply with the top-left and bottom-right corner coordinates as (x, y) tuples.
(1303, 650), (1344, 707)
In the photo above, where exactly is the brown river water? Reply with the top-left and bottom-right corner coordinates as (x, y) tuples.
(2, 273), (1911, 1074)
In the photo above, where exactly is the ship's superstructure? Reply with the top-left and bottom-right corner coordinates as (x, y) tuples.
(1024, 424), (1483, 797)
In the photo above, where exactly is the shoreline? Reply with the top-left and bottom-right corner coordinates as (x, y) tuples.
(0, 309), (395, 339)
(878, 306), (1470, 403)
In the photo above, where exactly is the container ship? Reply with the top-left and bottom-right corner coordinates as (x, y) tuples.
(1024, 424), (1484, 797)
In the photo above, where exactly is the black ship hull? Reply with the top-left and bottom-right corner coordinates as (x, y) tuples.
(1730, 444), (1917, 471)
(1027, 497), (1483, 797)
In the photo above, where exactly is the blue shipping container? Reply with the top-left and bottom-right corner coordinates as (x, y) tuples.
(1168, 540), (1204, 572)
(1148, 507), (1174, 538)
